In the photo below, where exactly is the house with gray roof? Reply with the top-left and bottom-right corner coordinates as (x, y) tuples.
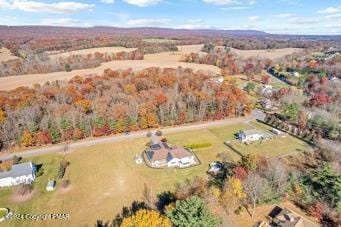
(145, 137), (197, 168)
(0, 162), (36, 187)
(238, 129), (264, 143)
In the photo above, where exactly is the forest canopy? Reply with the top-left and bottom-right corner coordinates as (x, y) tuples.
(0, 67), (251, 150)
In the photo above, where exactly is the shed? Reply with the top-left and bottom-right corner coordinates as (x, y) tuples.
(46, 180), (56, 191)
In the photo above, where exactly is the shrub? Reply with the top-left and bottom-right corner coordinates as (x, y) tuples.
(234, 206), (244, 215)
(185, 142), (212, 149)
(155, 130), (163, 136)
(12, 155), (21, 164)
(36, 167), (44, 177)
(64, 64), (72, 72)
(307, 203), (324, 221)
(57, 160), (69, 179)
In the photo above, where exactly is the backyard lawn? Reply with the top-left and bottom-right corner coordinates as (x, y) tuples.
(0, 121), (313, 227)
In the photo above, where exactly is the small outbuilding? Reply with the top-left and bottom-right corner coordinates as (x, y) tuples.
(271, 128), (282, 135)
(46, 180), (56, 191)
(208, 162), (222, 173)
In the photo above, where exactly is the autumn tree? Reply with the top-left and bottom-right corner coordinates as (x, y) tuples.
(121, 209), (172, 227)
(22, 131), (35, 147)
(261, 74), (271, 84)
(239, 154), (257, 171)
(307, 203), (324, 221)
(233, 166), (248, 181)
(298, 111), (307, 131)
(75, 99), (92, 113)
(221, 176), (246, 213)
(0, 110), (6, 124)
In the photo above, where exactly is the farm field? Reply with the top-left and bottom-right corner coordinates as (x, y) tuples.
(49, 47), (137, 58)
(0, 121), (312, 227)
(0, 48), (18, 62)
(0, 45), (302, 90)
(0, 45), (219, 90)
(230, 47), (302, 60)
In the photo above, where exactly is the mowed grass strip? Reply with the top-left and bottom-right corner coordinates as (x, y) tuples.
(0, 122), (312, 227)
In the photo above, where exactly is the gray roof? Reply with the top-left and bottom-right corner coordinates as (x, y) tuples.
(242, 129), (263, 136)
(47, 180), (56, 188)
(0, 162), (35, 179)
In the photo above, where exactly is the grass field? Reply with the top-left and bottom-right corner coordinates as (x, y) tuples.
(0, 45), (219, 90)
(0, 48), (18, 62)
(230, 47), (302, 60)
(0, 121), (313, 227)
(49, 47), (137, 59)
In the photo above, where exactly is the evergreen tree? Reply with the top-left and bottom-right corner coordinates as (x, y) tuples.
(166, 196), (220, 227)
(48, 123), (61, 144)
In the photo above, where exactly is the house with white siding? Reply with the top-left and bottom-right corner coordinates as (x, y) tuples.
(145, 137), (197, 168)
(0, 162), (36, 187)
(238, 129), (264, 143)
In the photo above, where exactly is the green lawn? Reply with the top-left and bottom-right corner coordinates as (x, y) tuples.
(0, 121), (312, 227)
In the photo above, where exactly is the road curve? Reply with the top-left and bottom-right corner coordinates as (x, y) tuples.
(0, 112), (262, 161)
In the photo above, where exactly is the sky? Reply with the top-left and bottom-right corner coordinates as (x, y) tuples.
(0, 0), (341, 35)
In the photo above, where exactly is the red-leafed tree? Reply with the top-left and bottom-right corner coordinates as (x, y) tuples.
(233, 166), (248, 181)
(309, 93), (331, 107)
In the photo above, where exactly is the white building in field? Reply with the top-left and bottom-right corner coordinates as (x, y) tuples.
(238, 129), (264, 143)
(260, 85), (273, 98)
(145, 137), (197, 168)
(0, 162), (36, 187)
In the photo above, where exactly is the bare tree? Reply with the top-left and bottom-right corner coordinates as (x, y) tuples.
(142, 183), (155, 209)
(243, 173), (264, 219)
(263, 158), (288, 195)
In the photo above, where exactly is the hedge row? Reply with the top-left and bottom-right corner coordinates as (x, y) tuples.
(185, 142), (212, 149)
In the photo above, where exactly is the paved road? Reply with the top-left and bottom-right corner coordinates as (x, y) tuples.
(0, 110), (263, 161)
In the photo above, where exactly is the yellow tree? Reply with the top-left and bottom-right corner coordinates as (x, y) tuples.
(121, 209), (172, 227)
(0, 110), (6, 124)
(22, 131), (36, 147)
(221, 176), (246, 213)
(75, 99), (92, 113)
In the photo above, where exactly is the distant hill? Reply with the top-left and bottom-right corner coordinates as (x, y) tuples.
(0, 25), (269, 39)
(0, 25), (339, 41)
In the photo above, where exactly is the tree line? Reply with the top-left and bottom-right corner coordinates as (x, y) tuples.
(0, 67), (251, 151)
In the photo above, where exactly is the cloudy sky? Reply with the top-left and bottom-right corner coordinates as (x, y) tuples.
(0, 0), (341, 35)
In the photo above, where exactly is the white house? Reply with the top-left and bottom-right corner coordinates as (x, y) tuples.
(238, 129), (264, 143)
(0, 162), (36, 187)
(260, 85), (273, 98)
(292, 72), (300, 77)
(145, 138), (197, 168)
